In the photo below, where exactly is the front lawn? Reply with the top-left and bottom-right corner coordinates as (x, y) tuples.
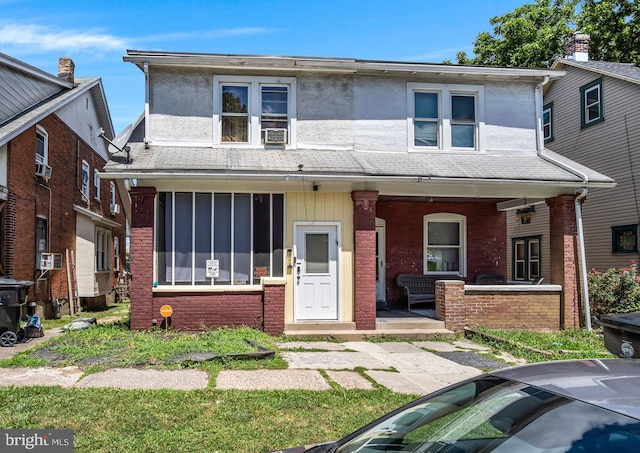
(0, 386), (413, 452)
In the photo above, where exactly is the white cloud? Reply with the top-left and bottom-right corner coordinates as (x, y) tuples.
(0, 23), (128, 53)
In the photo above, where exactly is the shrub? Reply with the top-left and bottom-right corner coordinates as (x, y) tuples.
(588, 261), (640, 315)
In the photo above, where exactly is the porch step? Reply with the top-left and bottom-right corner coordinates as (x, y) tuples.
(284, 322), (357, 332)
(376, 317), (446, 330)
(284, 318), (454, 341)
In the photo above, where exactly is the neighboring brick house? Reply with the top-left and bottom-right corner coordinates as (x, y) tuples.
(103, 50), (614, 334)
(0, 53), (127, 317)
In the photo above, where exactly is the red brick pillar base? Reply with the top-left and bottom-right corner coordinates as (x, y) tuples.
(129, 187), (157, 330)
(438, 280), (466, 332)
(352, 190), (378, 330)
(547, 194), (581, 329)
(263, 282), (286, 335)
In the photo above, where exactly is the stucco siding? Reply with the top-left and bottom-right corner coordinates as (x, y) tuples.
(149, 69), (214, 144)
(484, 82), (537, 152)
(545, 66), (640, 270)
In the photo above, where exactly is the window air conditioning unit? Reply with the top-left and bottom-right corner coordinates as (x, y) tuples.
(40, 253), (62, 271)
(35, 163), (52, 179)
(110, 203), (121, 215)
(265, 128), (287, 145)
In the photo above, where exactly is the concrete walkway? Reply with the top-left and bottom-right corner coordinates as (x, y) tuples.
(0, 335), (519, 394)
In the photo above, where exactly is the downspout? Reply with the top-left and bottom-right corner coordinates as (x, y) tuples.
(143, 61), (150, 148)
(535, 76), (592, 330)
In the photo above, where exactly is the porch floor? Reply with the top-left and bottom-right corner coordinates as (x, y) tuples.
(284, 309), (453, 340)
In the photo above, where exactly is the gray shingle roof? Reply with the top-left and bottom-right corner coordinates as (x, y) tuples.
(104, 142), (613, 186)
(557, 59), (640, 84)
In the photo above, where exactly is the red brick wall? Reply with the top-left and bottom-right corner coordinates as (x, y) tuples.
(263, 282), (286, 335)
(6, 115), (126, 308)
(376, 199), (507, 308)
(352, 191), (378, 330)
(129, 187), (286, 333)
(437, 280), (562, 331)
(152, 291), (264, 331)
(129, 187), (156, 329)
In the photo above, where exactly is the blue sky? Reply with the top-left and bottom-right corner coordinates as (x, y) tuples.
(2, 0), (526, 134)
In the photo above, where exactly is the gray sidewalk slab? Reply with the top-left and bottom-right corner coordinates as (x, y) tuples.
(75, 368), (209, 390)
(216, 369), (331, 390)
(0, 366), (83, 388)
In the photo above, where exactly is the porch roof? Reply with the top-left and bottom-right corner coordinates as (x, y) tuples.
(104, 142), (613, 194)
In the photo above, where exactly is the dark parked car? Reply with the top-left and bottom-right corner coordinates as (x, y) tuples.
(272, 359), (640, 453)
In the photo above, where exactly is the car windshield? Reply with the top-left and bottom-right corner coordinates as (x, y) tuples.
(336, 376), (640, 453)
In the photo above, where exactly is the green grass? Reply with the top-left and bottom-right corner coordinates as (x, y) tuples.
(0, 386), (413, 453)
(1, 323), (286, 372)
(39, 303), (131, 330)
(468, 327), (612, 362)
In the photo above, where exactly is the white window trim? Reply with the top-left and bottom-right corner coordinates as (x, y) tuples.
(96, 227), (111, 272)
(35, 125), (48, 165)
(583, 84), (601, 124)
(213, 75), (297, 148)
(408, 83), (484, 152)
(423, 213), (466, 276)
(110, 181), (116, 205)
(93, 170), (100, 200)
(81, 160), (90, 201)
(543, 104), (553, 141)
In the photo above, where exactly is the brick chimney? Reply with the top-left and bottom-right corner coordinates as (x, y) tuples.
(565, 32), (590, 62)
(58, 57), (75, 84)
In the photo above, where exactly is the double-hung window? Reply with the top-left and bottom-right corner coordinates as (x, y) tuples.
(93, 170), (100, 200)
(215, 76), (296, 146)
(35, 126), (48, 165)
(409, 83), (483, 151)
(424, 213), (466, 275)
(157, 192), (285, 287)
(543, 102), (553, 142)
(96, 228), (111, 272)
(580, 78), (603, 127)
(512, 236), (541, 281)
(81, 161), (90, 201)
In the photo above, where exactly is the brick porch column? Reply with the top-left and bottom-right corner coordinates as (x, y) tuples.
(352, 190), (378, 330)
(129, 187), (156, 330)
(263, 281), (286, 335)
(547, 194), (581, 329)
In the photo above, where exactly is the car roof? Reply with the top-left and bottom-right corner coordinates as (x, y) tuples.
(492, 359), (640, 420)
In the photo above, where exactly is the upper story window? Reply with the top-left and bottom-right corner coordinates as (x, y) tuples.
(81, 161), (90, 201)
(543, 102), (553, 142)
(214, 76), (296, 147)
(580, 78), (603, 128)
(93, 170), (100, 200)
(408, 83), (483, 151)
(110, 181), (116, 205)
(35, 126), (48, 165)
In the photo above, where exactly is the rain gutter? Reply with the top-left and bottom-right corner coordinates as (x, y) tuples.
(535, 76), (592, 330)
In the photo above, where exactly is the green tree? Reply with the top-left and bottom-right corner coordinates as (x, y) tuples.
(456, 0), (578, 68)
(578, 0), (640, 63)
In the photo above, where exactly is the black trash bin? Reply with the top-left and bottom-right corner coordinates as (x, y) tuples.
(600, 312), (640, 358)
(0, 278), (33, 347)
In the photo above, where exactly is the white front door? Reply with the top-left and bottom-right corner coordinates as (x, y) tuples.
(294, 223), (339, 321)
(376, 218), (386, 303)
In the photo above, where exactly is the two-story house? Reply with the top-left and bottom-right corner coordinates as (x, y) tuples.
(509, 33), (640, 282)
(104, 50), (614, 335)
(0, 53), (128, 318)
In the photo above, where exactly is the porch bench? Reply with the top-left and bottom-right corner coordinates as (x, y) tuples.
(395, 274), (460, 311)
